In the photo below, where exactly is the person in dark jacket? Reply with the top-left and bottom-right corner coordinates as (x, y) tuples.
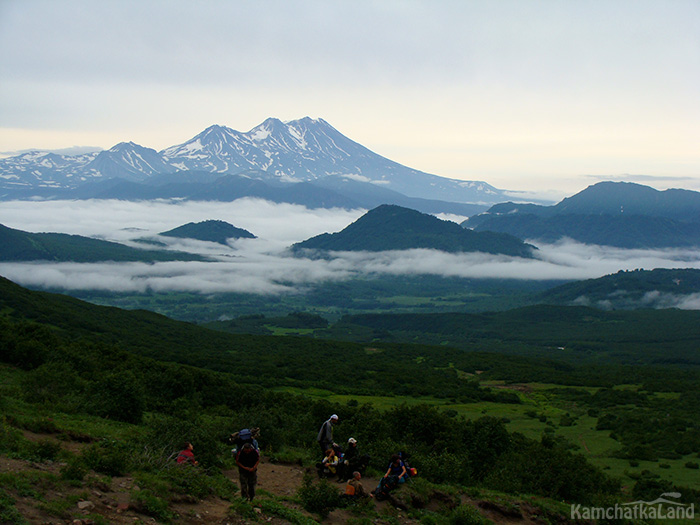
(337, 437), (369, 482)
(316, 414), (338, 456)
(236, 443), (260, 501)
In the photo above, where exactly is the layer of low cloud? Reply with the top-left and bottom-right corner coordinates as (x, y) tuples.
(0, 198), (364, 246)
(0, 200), (699, 309)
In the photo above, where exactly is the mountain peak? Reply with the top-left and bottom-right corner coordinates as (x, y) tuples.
(108, 141), (140, 152)
(1, 118), (513, 205)
(294, 204), (535, 257)
(160, 220), (256, 245)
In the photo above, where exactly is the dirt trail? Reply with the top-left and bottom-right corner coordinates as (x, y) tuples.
(2, 430), (556, 524)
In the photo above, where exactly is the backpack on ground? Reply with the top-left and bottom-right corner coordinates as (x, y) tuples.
(372, 474), (398, 501)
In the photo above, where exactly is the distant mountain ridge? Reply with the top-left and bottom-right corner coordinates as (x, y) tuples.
(294, 204), (536, 257)
(0, 117), (511, 207)
(463, 182), (700, 248)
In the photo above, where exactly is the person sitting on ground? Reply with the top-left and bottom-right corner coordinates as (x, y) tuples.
(337, 437), (369, 482)
(176, 442), (199, 466)
(236, 443), (260, 501)
(319, 447), (339, 478)
(345, 471), (373, 499)
(384, 454), (407, 483)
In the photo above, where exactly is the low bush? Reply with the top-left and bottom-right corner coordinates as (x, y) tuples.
(0, 489), (26, 525)
(130, 489), (174, 523)
(82, 439), (132, 476)
(449, 504), (491, 524)
(297, 474), (344, 519)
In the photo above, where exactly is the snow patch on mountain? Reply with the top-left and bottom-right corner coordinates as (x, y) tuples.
(0, 117), (513, 204)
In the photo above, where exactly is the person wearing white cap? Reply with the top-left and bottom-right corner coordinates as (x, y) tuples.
(336, 436), (358, 482)
(317, 414), (338, 456)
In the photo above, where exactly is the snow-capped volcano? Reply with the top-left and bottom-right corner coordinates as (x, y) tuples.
(0, 117), (507, 204)
(84, 142), (172, 182)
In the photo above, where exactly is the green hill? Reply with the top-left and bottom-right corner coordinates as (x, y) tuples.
(160, 219), (256, 244)
(539, 268), (700, 308)
(2, 275), (700, 523)
(0, 223), (205, 262)
(0, 275), (522, 400)
(294, 204), (536, 257)
(463, 182), (700, 248)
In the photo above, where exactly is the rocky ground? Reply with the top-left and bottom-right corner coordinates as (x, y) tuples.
(1, 429), (572, 524)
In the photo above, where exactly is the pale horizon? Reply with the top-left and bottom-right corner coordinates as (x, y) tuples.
(1, 0), (699, 198)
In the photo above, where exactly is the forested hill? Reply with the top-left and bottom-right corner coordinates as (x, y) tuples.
(462, 182), (700, 248)
(0, 223), (205, 262)
(539, 268), (700, 309)
(293, 204), (535, 257)
(0, 276), (523, 401)
(159, 219), (256, 244)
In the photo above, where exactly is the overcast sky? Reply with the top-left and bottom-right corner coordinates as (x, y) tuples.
(1, 0), (698, 197)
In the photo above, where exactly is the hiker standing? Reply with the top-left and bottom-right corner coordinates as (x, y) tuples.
(236, 443), (260, 501)
(176, 442), (198, 466)
(317, 414), (338, 456)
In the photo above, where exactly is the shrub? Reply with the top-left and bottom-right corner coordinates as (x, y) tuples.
(60, 458), (88, 481)
(685, 462), (699, 469)
(297, 474), (344, 519)
(20, 362), (85, 409)
(449, 504), (491, 525)
(0, 489), (26, 525)
(88, 371), (145, 424)
(130, 489), (174, 523)
(418, 452), (470, 485)
(29, 438), (62, 461)
(0, 420), (25, 455)
(139, 412), (228, 470)
(559, 414), (575, 427)
(82, 440), (131, 476)
(227, 498), (258, 521)
(257, 499), (318, 524)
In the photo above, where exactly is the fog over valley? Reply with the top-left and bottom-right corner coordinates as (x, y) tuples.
(0, 199), (699, 310)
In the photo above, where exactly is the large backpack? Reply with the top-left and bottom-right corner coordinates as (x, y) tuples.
(373, 475), (398, 501)
(234, 428), (259, 450)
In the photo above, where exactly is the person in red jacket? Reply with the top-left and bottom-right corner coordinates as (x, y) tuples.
(236, 443), (260, 501)
(176, 442), (198, 466)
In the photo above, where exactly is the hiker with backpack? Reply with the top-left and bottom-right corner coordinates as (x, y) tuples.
(236, 443), (260, 501)
(384, 454), (408, 484)
(316, 414), (338, 456)
(344, 471), (373, 499)
(230, 427), (260, 454)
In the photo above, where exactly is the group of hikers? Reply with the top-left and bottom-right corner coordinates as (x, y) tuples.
(175, 414), (415, 503)
(316, 414), (415, 501)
